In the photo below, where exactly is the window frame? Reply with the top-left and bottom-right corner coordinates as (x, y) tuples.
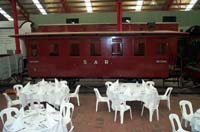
(134, 39), (145, 56)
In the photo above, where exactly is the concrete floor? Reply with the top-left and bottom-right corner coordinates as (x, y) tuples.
(0, 92), (200, 132)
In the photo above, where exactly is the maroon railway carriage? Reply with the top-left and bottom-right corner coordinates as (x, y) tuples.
(14, 23), (184, 79)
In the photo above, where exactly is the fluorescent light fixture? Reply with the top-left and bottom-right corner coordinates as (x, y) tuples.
(0, 7), (13, 21)
(84, 0), (93, 13)
(185, 0), (198, 11)
(32, 0), (47, 15)
(150, 0), (157, 5)
(136, 0), (143, 11)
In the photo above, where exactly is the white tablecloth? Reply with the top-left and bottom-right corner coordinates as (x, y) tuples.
(20, 81), (69, 107)
(3, 109), (67, 132)
(191, 109), (200, 132)
(106, 82), (159, 110)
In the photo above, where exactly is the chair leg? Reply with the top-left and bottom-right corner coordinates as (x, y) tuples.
(114, 110), (117, 122)
(141, 105), (144, 116)
(96, 101), (98, 112)
(120, 110), (124, 124)
(77, 95), (80, 106)
(149, 109), (153, 122)
(156, 108), (159, 121)
(107, 101), (111, 112)
(129, 108), (133, 120)
(167, 99), (170, 110)
(184, 120), (188, 128)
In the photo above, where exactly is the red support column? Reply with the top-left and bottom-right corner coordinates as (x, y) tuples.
(10, 0), (21, 54)
(116, 0), (122, 31)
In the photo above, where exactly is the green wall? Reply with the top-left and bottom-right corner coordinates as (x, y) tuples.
(30, 11), (200, 30)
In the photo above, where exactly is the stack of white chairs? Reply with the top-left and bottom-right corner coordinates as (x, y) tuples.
(69, 85), (81, 106)
(3, 93), (21, 107)
(159, 87), (173, 110)
(169, 113), (190, 132)
(179, 100), (194, 127)
(60, 102), (74, 132)
(94, 88), (110, 112)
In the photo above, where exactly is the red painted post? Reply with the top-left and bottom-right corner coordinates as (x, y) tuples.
(10, 0), (21, 54)
(116, 0), (122, 31)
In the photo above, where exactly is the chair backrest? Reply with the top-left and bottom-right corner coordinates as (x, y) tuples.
(73, 85), (80, 94)
(164, 87), (173, 97)
(169, 113), (185, 132)
(146, 81), (155, 87)
(60, 102), (74, 119)
(13, 84), (23, 97)
(27, 99), (42, 110)
(60, 80), (68, 85)
(94, 88), (102, 100)
(105, 81), (113, 88)
(3, 93), (12, 107)
(0, 107), (19, 124)
(179, 100), (194, 118)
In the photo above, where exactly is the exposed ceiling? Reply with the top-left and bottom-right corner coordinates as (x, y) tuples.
(0, 0), (199, 21)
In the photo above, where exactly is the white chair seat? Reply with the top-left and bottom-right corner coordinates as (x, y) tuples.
(100, 97), (110, 102)
(159, 96), (167, 100)
(12, 100), (22, 106)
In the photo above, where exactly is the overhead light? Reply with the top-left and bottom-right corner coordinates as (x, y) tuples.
(135, 0), (143, 11)
(32, 0), (47, 15)
(84, 0), (93, 13)
(0, 7), (13, 21)
(150, 0), (157, 5)
(185, 0), (198, 11)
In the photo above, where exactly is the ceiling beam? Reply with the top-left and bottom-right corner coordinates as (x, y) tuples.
(16, 0), (29, 21)
(166, 0), (174, 10)
(60, 0), (70, 13)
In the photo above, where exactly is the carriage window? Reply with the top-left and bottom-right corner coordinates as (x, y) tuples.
(30, 43), (38, 57)
(70, 43), (80, 56)
(157, 43), (167, 55)
(112, 43), (122, 56)
(134, 40), (145, 56)
(90, 40), (101, 56)
(49, 43), (59, 56)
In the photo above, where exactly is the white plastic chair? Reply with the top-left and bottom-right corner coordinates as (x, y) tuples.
(141, 93), (160, 122)
(112, 100), (132, 124)
(179, 100), (194, 127)
(0, 107), (19, 125)
(69, 85), (81, 106)
(159, 87), (173, 110)
(3, 93), (21, 107)
(94, 88), (110, 112)
(13, 84), (23, 98)
(169, 113), (190, 132)
(60, 102), (74, 132)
